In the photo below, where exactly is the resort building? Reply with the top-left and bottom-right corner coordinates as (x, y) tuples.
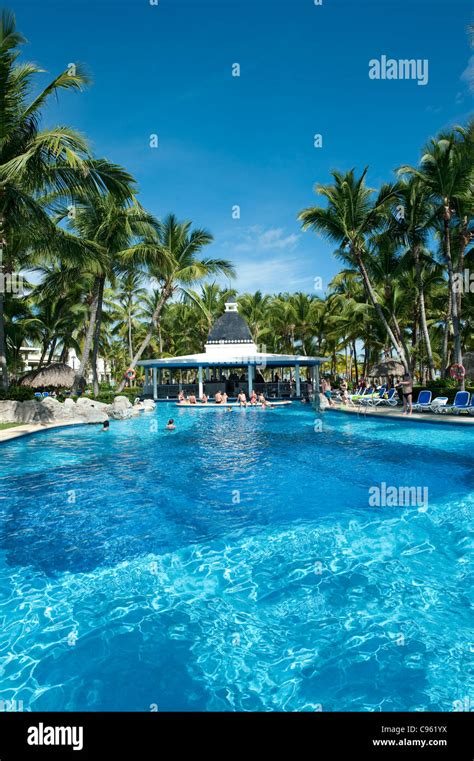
(18, 345), (111, 384)
(139, 301), (327, 400)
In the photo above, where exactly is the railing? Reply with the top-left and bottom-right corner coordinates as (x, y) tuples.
(143, 381), (310, 399)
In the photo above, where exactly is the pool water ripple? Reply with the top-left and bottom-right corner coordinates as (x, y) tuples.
(0, 404), (472, 710)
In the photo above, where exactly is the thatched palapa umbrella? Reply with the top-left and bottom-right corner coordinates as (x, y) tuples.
(19, 363), (77, 389)
(368, 359), (406, 384)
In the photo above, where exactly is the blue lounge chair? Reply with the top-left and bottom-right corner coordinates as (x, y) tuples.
(371, 387), (398, 407)
(362, 386), (386, 406)
(412, 390), (432, 412)
(34, 392), (42, 399)
(440, 391), (471, 414)
(354, 387), (374, 404)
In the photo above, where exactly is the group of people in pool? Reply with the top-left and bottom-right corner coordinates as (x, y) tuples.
(177, 389), (274, 409)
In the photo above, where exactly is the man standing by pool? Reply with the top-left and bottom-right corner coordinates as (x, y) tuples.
(397, 373), (413, 416)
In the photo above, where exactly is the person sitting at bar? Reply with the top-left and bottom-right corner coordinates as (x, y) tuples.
(178, 390), (185, 403)
(215, 391), (223, 404)
(222, 392), (228, 404)
(237, 391), (247, 407)
(249, 390), (257, 405)
(201, 394), (208, 404)
(188, 394), (197, 404)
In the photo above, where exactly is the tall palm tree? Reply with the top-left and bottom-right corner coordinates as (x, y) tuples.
(0, 10), (131, 388)
(109, 271), (148, 364)
(55, 192), (157, 393)
(298, 169), (409, 371)
(117, 213), (234, 391)
(398, 124), (474, 380)
(389, 179), (438, 379)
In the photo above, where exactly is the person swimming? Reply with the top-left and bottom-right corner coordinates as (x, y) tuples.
(165, 418), (175, 430)
(101, 420), (110, 431)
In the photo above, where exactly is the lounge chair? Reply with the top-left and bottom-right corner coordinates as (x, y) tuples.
(430, 396), (448, 413)
(439, 391), (471, 414)
(371, 387), (398, 407)
(362, 386), (386, 406)
(412, 390), (432, 412)
(354, 387), (374, 403)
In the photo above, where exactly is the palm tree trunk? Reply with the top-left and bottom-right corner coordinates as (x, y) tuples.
(72, 276), (101, 393)
(128, 310), (133, 363)
(116, 285), (170, 392)
(47, 337), (57, 365)
(0, 291), (8, 390)
(355, 250), (410, 373)
(91, 277), (105, 397)
(413, 248), (436, 381)
(38, 342), (48, 369)
(352, 340), (359, 386)
(444, 219), (463, 386)
(441, 287), (451, 378)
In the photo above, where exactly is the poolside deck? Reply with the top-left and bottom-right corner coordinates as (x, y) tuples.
(0, 420), (86, 444)
(329, 403), (474, 425)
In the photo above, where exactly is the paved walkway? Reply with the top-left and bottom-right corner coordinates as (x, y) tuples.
(329, 404), (474, 425)
(0, 420), (86, 444)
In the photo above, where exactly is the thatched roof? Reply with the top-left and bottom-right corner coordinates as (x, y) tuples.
(463, 352), (474, 380)
(368, 359), (405, 378)
(19, 363), (77, 389)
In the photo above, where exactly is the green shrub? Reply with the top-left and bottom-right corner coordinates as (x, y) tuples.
(0, 386), (36, 402)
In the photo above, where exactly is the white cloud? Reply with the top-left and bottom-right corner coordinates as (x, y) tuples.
(231, 225), (300, 254)
(221, 256), (312, 294)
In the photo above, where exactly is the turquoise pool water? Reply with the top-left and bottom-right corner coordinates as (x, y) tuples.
(0, 404), (472, 712)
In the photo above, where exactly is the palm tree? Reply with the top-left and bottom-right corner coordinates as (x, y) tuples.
(109, 271), (147, 364)
(299, 169), (409, 372)
(237, 291), (272, 345)
(0, 10), (132, 389)
(117, 213), (234, 391)
(55, 192), (157, 394)
(398, 124), (474, 381)
(388, 179), (438, 379)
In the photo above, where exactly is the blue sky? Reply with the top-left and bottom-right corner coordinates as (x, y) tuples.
(15, 0), (474, 294)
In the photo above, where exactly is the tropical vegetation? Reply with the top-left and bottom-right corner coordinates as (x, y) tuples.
(0, 9), (472, 395)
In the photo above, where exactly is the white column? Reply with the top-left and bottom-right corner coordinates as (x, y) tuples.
(198, 366), (203, 398)
(153, 368), (158, 399)
(247, 364), (254, 397)
(313, 364), (320, 411)
(295, 364), (301, 397)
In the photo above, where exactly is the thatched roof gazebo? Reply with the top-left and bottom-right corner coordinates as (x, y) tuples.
(368, 359), (406, 383)
(19, 363), (77, 389)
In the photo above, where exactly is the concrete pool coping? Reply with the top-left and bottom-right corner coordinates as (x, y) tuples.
(0, 420), (88, 444)
(328, 404), (474, 425)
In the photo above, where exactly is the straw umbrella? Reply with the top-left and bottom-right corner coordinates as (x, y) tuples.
(19, 363), (77, 389)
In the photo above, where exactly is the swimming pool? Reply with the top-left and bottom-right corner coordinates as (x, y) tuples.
(0, 404), (472, 711)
